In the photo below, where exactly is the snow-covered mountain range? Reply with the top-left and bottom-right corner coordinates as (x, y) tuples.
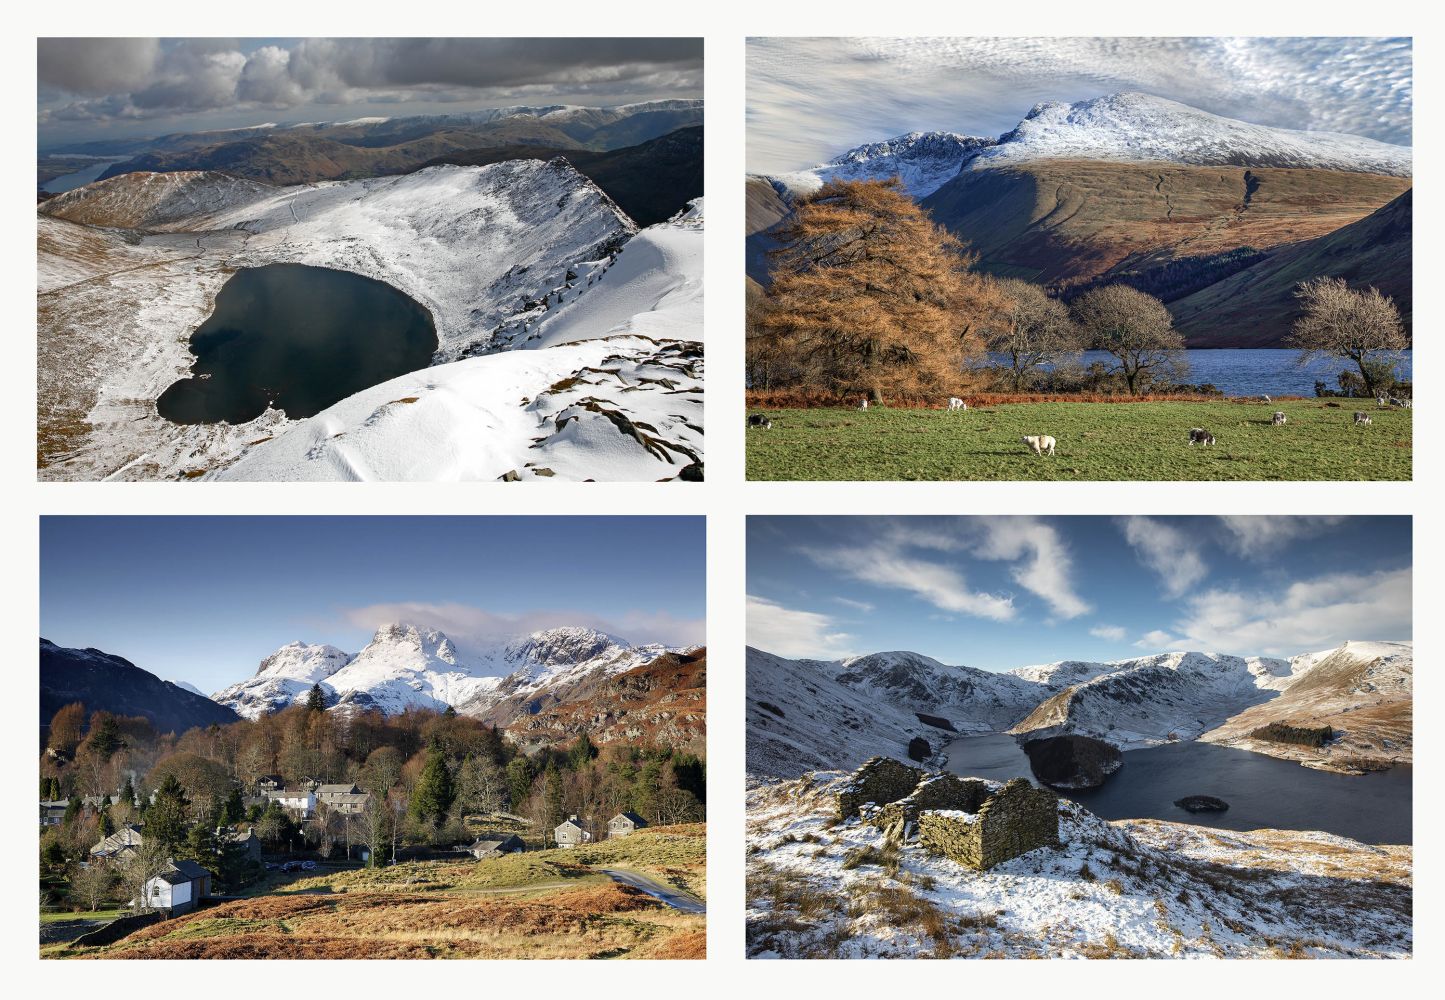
(747, 640), (1412, 777)
(757, 91), (1412, 201)
(39, 161), (703, 482)
(213, 624), (670, 720)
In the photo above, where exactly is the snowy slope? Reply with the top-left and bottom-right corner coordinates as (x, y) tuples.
(747, 772), (1411, 958)
(211, 624), (671, 719)
(770, 132), (996, 199)
(748, 640), (1405, 775)
(38, 165), (702, 483)
(212, 641), (353, 719)
(170, 680), (206, 697)
(968, 93), (1412, 176)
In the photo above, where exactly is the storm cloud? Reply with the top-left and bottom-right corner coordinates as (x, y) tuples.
(38, 37), (703, 140)
(747, 36), (1412, 174)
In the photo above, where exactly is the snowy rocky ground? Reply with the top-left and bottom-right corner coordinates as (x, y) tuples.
(746, 772), (1412, 959)
(37, 162), (703, 482)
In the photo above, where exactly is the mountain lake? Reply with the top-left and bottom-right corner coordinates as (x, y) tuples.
(982, 348), (1412, 398)
(158, 263), (438, 424)
(944, 733), (1412, 845)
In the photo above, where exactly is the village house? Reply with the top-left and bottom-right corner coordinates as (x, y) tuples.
(554, 816), (592, 848)
(90, 824), (145, 862)
(220, 825), (263, 862)
(255, 775), (284, 794)
(264, 787), (317, 818)
(607, 812), (647, 838)
(315, 784), (371, 814)
(142, 859), (212, 916)
(468, 834), (526, 860)
(40, 799), (68, 826)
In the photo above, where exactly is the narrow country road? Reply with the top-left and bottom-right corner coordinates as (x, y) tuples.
(601, 869), (706, 913)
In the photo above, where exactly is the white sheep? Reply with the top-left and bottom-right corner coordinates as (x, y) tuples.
(1354, 412), (1372, 426)
(857, 397), (869, 410)
(1021, 434), (1056, 456)
(1272, 411), (1287, 426)
(948, 397), (967, 411)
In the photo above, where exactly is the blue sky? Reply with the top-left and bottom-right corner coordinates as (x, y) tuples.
(747, 516), (1410, 668)
(748, 37), (1413, 174)
(41, 516), (704, 693)
(38, 38), (704, 147)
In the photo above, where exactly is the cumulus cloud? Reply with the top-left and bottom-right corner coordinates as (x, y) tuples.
(747, 595), (855, 659)
(970, 516), (1091, 618)
(1217, 515), (1347, 556)
(1135, 629), (1178, 649)
(1119, 516), (1209, 598)
(336, 600), (703, 652)
(1165, 567), (1411, 655)
(1090, 625), (1127, 641)
(800, 536), (1016, 622)
(39, 37), (703, 129)
(747, 36), (1412, 173)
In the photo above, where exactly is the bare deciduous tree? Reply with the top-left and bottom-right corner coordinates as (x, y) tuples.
(68, 861), (116, 912)
(1288, 276), (1408, 396)
(1073, 285), (1187, 395)
(986, 279), (1083, 390)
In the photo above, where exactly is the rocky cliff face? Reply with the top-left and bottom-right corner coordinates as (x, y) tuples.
(41, 639), (239, 734)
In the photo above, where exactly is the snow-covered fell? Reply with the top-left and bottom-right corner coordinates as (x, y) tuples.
(38, 166), (702, 483)
(965, 92), (1411, 176)
(770, 131), (996, 199)
(213, 624), (670, 719)
(757, 93), (1412, 203)
(747, 640), (1412, 776)
(170, 680), (206, 697)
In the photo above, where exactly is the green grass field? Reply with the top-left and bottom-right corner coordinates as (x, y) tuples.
(745, 401), (1411, 481)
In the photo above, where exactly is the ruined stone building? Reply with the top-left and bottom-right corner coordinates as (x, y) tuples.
(834, 756), (1059, 871)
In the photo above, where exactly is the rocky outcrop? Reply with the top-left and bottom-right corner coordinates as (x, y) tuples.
(1174, 795), (1229, 813)
(1022, 734), (1124, 790)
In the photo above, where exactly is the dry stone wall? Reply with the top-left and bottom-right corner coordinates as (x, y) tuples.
(834, 756), (925, 819)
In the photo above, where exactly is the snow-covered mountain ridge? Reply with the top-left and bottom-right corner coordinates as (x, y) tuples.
(747, 640), (1412, 776)
(758, 92), (1412, 201)
(213, 624), (671, 720)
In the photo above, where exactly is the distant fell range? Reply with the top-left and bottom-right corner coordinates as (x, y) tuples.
(414, 126), (703, 227)
(40, 638), (239, 738)
(748, 92), (1411, 348)
(68, 100), (703, 189)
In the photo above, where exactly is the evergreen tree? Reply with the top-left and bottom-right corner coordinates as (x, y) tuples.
(223, 787), (246, 825)
(146, 774), (191, 850)
(98, 808), (115, 838)
(120, 775), (136, 807)
(505, 756), (535, 812)
(306, 684), (327, 713)
(543, 764), (565, 831)
(87, 714), (121, 760)
(408, 743), (454, 827)
(63, 795), (82, 826)
(567, 733), (597, 771)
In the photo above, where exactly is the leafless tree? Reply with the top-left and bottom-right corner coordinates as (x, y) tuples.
(1288, 276), (1408, 396)
(68, 861), (117, 912)
(1073, 284), (1187, 395)
(986, 279), (1084, 390)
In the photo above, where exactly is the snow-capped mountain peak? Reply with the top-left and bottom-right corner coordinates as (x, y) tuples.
(768, 130), (996, 199)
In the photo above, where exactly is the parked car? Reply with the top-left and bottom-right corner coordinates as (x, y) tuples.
(264, 862), (279, 871)
(300, 860), (317, 870)
(281, 861), (302, 872)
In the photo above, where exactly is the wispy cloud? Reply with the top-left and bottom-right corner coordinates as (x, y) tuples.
(971, 517), (1091, 618)
(1119, 517), (1208, 598)
(1217, 515), (1347, 557)
(1165, 568), (1411, 656)
(1090, 624), (1127, 641)
(747, 36), (1412, 174)
(1135, 629), (1177, 649)
(747, 595), (855, 659)
(336, 601), (703, 652)
(833, 596), (876, 614)
(801, 534), (1016, 622)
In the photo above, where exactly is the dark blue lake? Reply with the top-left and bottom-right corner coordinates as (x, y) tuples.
(40, 160), (123, 193)
(984, 349), (1412, 398)
(157, 263), (437, 425)
(945, 733), (1411, 845)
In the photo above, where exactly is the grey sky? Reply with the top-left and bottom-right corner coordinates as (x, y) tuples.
(747, 36), (1412, 175)
(38, 38), (704, 146)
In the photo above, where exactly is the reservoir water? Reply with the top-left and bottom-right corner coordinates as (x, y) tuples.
(944, 733), (1412, 845)
(40, 160), (124, 193)
(986, 349), (1412, 398)
(158, 264), (438, 424)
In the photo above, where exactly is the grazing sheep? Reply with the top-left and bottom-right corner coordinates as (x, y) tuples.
(1261, 394), (1272, 403)
(1272, 411), (1287, 426)
(1377, 396), (1389, 408)
(948, 397), (967, 411)
(857, 397), (869, 410)
(1021, 434), (1056, 456)
(1388, 396), (1404, 408)
(1188, 427), (1216, 447)
(1355, 411), (1372, 426)
(747, 413), (773, 430)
